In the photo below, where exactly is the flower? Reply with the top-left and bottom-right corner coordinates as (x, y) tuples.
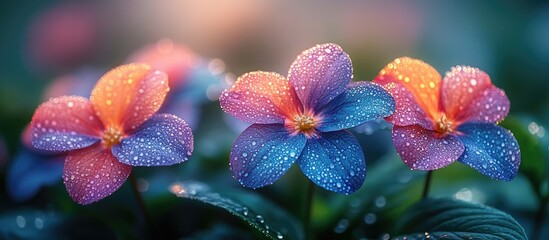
(219, 43), (395, 194)
(30, 63), (194, 204)
(373, 57), (520, 180)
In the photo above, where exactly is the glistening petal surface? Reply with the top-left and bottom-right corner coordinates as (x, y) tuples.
(457, 123), (520, 180)
(288, 43), (352, 111)
(441, 66), (509, 123)
(220, 71), (302, 124)
(378, 83), (433, 129)
(230, 124), (306, 189)
(112, 114), (193, 166)
(63, 143), (131, 205)
(90, 63), (169, 132)
(374, 57), (441, 120)
(318, 82), (395, 132)
(31, 96), (102, 152)
(297, 130), (365, 194)
(392, 125), (464, 170)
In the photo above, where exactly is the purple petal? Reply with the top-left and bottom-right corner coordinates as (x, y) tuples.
(31, 96), (102, 152)
(63, 143), (132, 205)
(317, 82), (395, 132)
(392, 125), (464, 170)
(456, 86), (510, 124)
(297, 130), (366, 194)
(380, 83), (433, 129)
(230, 124), (307, 189)
(7, 148), (63, 202)
(288, 43), (352, 111)
(457, 123), (520, 180)
(112, 114), (194, 166)
(161, 97), (201, 129)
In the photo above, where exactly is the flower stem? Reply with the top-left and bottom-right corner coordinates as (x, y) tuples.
(532, 196), (548, 240)
(129, 173), (155, 235)
(303, 180), (315, 240)
(422, 171), (433, 200)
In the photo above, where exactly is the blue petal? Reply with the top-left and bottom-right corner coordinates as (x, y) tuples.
(112, 114), (194, 166)
(7, 148), (63, 201)
(457, 123), (520, 180)
(297, 130), (366, 194)
(318, 82), (395, 132)
(230, 124), (307, 189)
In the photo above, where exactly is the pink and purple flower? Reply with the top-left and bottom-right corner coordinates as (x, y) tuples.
(30, 63), (194, 204)
(220, 43), (395, 194)
(374, 57), (520, 180)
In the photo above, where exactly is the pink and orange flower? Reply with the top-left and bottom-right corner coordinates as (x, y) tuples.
(374, 57), (520, 180)
(30, 64), (194, 204)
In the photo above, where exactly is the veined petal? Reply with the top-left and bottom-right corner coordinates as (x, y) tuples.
(457, 123), (520, 180)
(90, 64), (169, 133)
(318, 82), (395, 132)
(297, 130), (365, 194)
(63, 143), (131, 205)
(392, 125), (464, 170)
(31, 96), (102, 152)
(374, 57), (441, 120)
(230, 124), (306, 189)
(381, 83), (433, 129)
(288, 43), (352, 111)
(220, 71), (302, 124)
(441, 66), (509, 123)
(112, 114), (193, 166)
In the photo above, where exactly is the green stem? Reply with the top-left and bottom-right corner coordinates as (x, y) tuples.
(129, 173), (155, 235)
(422, 171), (433, 200)
(303, 180), (315, 240)
(531, 196), (548, 240)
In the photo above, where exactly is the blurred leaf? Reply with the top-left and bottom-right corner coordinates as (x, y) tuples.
(394, 198), (528, 240)
(500, 117), (547, 197)
(171, 181), (303, 240)
(0, 209), (115, 240)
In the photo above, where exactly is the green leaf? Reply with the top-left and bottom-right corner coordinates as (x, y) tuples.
(394, 198), (528, 240)
(500, 117), (547, 197)
(170, 181), (303, 240)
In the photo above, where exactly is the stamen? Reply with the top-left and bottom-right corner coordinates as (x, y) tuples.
(435, 113), (453, 135)
(102, 126), (123, 148)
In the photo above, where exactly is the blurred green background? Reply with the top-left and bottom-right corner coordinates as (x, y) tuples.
(0, 0), (548, 239)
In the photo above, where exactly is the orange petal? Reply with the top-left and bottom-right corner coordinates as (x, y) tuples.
(374, 57), (441, 121)
(90, 64), (169, 133)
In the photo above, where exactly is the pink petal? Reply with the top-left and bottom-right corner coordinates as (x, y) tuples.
(392, 125), (464, 170)
(62, 143), (131, 205)
(31, 96), (103, 152)
(441, 66), (509, 124)
(219, 71), (302, 124)
(288, 43), (352, 111)
(382, 83), (433, 130)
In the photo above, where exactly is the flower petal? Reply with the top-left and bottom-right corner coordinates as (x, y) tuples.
(7, 149), (63, 202)
(441, 66), (509, 123)
(392, 125), (464, 170)
(230, 124), (306, 189)
(297, 130), (365, 194)
(457, 123), (520, 180)
(317, 82), (395, 132)
(112, 114), (193, 166)
(90, 63), (169, 132)
(220, 71), (302, 124)
(374, 57), (441, 120)
(31, 96), (102, 152)
(381, 83), (433, 129)
(288, 43), (352, 111)
(63, 143), (131, 205)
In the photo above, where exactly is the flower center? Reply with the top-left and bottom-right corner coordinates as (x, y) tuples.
(102, 126), (123, 148)
(294, 115), (315, 132)
(434, 113), (453, 135)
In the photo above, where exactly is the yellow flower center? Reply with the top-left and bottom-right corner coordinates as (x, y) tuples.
(434, 113), (454, 135)
(102, 126), (123, 148)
